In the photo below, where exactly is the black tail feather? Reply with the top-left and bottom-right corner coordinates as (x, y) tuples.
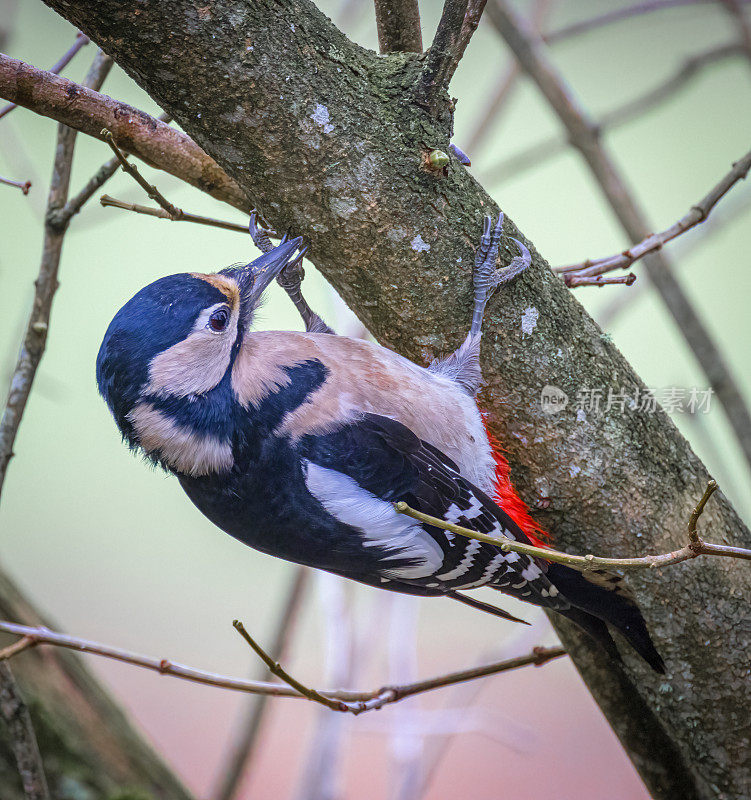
(546, 563), (666, 674)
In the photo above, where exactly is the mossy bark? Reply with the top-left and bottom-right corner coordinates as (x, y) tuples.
(0, 570), (192, 800)
(35, 2), (751, 797)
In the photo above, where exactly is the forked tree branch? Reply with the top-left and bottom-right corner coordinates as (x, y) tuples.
(556, 148), (751, 277)
(0, 51), (113, 500)
(0, 53), (247, 210)
(0, 620), (564, 715)
(487, 0), (751, 475)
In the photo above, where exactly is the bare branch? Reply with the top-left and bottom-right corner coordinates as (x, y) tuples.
(0, 619), (565, 713)
(484, 43), (743, 185)
(720, 0), (751, 62)
(0, 31), (89, 121)
(0, 50), (113, 500)
(0, 663), (50, 800)
(0, 174), (31, 193)
(414, 0), (471, 110)
(597, 183), (751, 328)
(99, 194), (249, 233)
(465, 0), (553, 154)
(452, 0), (489, 66)
(0, 53), (247, 210)
(395, 481), (751, 570)
(373, 0), (423, 53)
(544, 0), (747, 44)
(215, 568), (308, 800)
(563, 272), (637, 288)
(556, 148), (751, 277)
(486, 0), (751, 475)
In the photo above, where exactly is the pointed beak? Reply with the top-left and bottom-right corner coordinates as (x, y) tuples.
(237, 236), (306, 305)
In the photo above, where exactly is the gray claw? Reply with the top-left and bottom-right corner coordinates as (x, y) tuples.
(496, 237), (531, 284)
(249, 210), (275, 254)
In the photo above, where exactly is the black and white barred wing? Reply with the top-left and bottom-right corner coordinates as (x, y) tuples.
(299, 413), (568, 609)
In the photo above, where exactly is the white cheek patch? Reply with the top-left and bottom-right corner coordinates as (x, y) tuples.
(127, 402), (233, 476)
(147, 302), (239, 398)
(304, 462), (444, 579)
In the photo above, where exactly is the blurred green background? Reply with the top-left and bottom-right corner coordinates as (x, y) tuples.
(1, 1), (749, 798)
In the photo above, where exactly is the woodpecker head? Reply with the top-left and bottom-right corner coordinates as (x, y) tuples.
(96, 237), (304, 473)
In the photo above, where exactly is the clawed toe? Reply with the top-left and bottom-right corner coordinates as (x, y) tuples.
(495, 237), (531, 284)
(249, 210), (275, 254)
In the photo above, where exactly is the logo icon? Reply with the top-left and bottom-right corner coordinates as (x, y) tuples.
(540, 385), (568, 415)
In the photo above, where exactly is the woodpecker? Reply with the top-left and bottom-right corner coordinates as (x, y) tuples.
(96, 214), (665, 673)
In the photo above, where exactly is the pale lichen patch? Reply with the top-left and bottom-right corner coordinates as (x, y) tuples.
(411, 234), (430, 253)
(521, 306), (539, 336)
(311, 104), (333, 134)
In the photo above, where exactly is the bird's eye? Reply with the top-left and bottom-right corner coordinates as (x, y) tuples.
(208, 307), (230, 332)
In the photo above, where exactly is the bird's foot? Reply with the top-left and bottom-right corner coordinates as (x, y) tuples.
(469, 213), (531, 337)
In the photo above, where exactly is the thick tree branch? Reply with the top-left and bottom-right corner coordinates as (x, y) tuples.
(34, 1), (751, 795)
(487, 0), (751, 478)
(373, 0), (423, 53)
(0, 620), (564, 714)
(0, 53), (247, 210)
(0, 664), (50, 800)
(0, 31), (89, 120)
(556, 148), (751, 277)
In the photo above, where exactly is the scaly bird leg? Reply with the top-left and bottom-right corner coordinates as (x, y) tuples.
(430, 213), (531, 396)
(249, 211), (335, 334)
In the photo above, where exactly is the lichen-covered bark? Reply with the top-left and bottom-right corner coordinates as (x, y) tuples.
(0, 570), (192, 800)
(38, 1), (751, 797)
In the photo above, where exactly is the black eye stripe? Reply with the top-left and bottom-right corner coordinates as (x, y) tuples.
(208, 307), (230, 332)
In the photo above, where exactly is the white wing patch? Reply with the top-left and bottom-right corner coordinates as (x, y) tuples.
(304, 462), (444, 579)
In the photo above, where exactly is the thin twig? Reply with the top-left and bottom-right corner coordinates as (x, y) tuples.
(0, 53), (247, 210)
(373, 0), (423, 52)
(544, 0), (748, 44)
(233, 620), (351, 712)
(487, 0), (751, 475)
(214, 567), (308, 800)
(101, 128), (181, 217)
(465, 0), (553, 155)
(597, 183), (751, 328)
(395, 481), (751, 570)
(720, 0), (751, 63)
(0, 620), (564, 714)
(414, 0), (471, 110)
(0, 31), (89, 121)
(557, 148), (751, 276)
(0, 51), (113, 501)
(57, 112), (173, 226)
(99, 194), (248, 233)
(0, 175), (31, 194)
(563, 273), (637, 288)
(0, 663), (51, 800)
(483, 43), (742, 185)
